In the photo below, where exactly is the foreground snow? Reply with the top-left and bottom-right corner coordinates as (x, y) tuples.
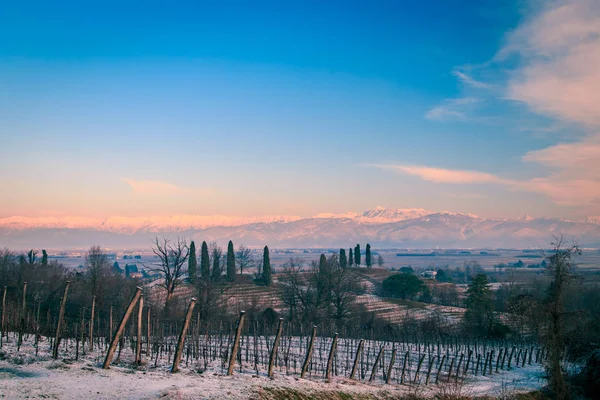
(0, 335), (546, 399)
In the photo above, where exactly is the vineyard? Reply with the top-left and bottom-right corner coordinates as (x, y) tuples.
(1, 284), (546, 399)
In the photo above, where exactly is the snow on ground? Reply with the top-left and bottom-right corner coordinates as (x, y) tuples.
(0, 335), (546, 399)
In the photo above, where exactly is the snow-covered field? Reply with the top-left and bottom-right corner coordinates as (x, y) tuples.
(0, 331), (546, 399)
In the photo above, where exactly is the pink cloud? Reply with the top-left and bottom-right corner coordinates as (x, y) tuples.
(374, 164), (510, 185)
(393, 1), (600, 212)
(121, 178), (213, 197)
(503, 0), (600, 127)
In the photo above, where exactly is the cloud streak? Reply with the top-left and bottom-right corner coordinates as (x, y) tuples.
(452, 69), (491, 89)
(121, 178), (213, 197)
(365, 164), (510, 185)
(424, 97), (481, 121)
(366, 159), (600, 208)
(409, 1), (600, 212)
(502, 0), (600, 127)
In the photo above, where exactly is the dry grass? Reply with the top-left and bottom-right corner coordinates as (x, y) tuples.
(257, 387), (389, 400)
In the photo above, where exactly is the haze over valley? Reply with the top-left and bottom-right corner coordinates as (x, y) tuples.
(3, 207), (600, 250)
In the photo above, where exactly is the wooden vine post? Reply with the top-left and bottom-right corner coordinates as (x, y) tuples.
(135, 295), (144, 366)
(1, 286), (6, 347)
(508, 346), (515, 369)
(401, 351), (410, 384)
(18, 282), (27, 347)
(455, 353), (464, 381)
(325, 332), (338, 380)
(268, 318), (284, 378)
(350, 339), (364, 380)
(386, 348), (397, 384)
(103, 287), (142, 369)
(227, 311), (245, 376)
(53, 281), (70, 359)
(109, 306), (113, 343)
(447, 357), (455, 382)
(436, 354), (446, 384)
(414, 353), (426, 383)
(300, 326), (317, 378)
(89, 295), (96, 351)
(425, 356), (436, 385)
(172, 297), (196, 373)
(369, 345), (385, 382)
(146, 306), (151, 357)
(496, 348), (503, 372)
(465, 349), (473, 374)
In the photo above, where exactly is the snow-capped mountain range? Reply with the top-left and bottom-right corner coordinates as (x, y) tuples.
(0, 214), (302, 234)
(1, 207), (600, 249)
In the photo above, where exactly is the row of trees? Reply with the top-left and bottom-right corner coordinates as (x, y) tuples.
(339, 243), (383, 268)
(187, 240), (269, 285)
(147, 238), (274, 313)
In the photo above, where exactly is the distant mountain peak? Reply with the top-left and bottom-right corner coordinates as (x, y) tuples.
(1, 209), (600, 249)
(586, 216), (600, 225)
(361, 207), (430, 221)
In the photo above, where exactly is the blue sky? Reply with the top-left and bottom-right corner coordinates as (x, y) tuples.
(1, 0), (599, 219)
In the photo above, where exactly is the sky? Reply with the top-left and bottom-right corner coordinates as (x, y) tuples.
(1, 0), (599, 220)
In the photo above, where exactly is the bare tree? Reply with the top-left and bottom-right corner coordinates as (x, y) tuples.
(236, 245), (254, 276)
(280, 254), (359, 324)
(194, 278), (230, 322)
(148, 237), (189, 308)
(327, 254), (360, 322)
(85, 245), (111, 298)
(544, 238), (581, 399)
(377, 254), (385, 267)
(280, 258), (305, 322)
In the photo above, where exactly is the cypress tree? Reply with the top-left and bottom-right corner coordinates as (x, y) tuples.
(212, 246), (222, 281)
(41, 249), (48, 266)
(263, 246), (271, 286)
(340, 249), (347, 268)
(349, 248), (354, 267)
(200, 241), (210, 280)
(188, 241), (198, 283)
(227, 240), (236, 282)
(355, 244), (361, 266)
(27, 249), (36, 264)
(365, 244), (372, 268)
(319, 254), (328, 275)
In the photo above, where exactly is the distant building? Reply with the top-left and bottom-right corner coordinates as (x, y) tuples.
(141, 269), (161, 279)
(420, 270), (437, 279)
(125, 264), (139, 278)
(112, 261), (123, 274)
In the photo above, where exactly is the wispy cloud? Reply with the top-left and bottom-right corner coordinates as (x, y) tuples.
(501, 0), (600, 127)
(365, 157), (600, 207)
(121, 178), (213, 197)
(424, 97), (481, 121)
(500, 0), (600, 208)
(519, 137), (600, 206)
(411, 0), (600, 212)
(365, 164), (510, 185)
(452, 69), (491, 89)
